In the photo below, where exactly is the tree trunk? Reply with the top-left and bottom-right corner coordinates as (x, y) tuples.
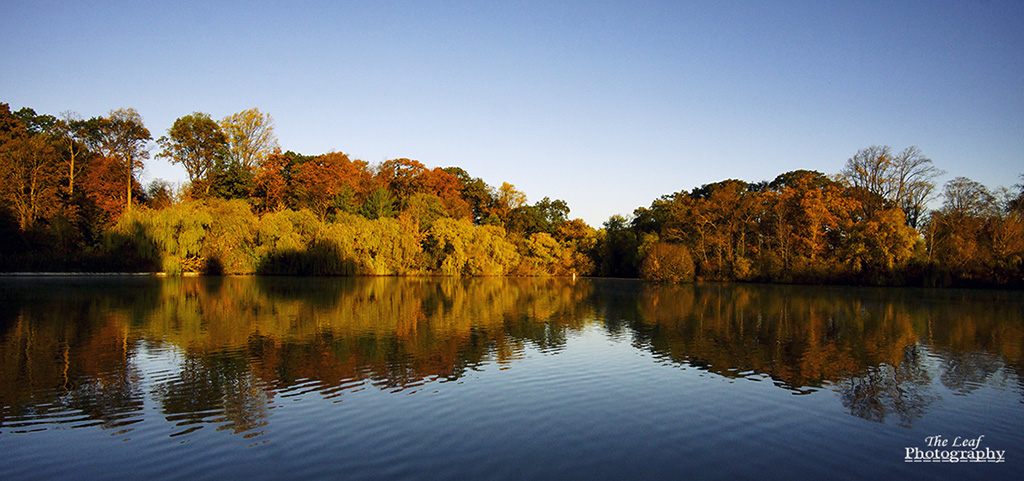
(126, 158), (132, 212)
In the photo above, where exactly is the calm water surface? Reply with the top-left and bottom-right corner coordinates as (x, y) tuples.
(1, 277), (1022, 480)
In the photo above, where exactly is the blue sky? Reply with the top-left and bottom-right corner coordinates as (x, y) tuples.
(3, 1), (1021, 227)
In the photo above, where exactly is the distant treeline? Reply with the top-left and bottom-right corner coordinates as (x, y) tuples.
(1, 102), (1021, 286)
(616, 158), (1024, 287)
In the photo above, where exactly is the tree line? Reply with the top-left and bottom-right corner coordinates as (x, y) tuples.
(0, 103), (596, 276)
(1, 101), (1021, 286)
(616, 152), (1024, 287)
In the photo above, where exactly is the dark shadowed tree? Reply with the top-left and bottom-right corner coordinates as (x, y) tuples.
(0, 128), (62, 229)
(443, 167), (493, 224)
(940, 177), (996, 218)
(54, 111), (99, 196)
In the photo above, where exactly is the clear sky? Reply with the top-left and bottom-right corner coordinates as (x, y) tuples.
(3, 0), (1021, 227)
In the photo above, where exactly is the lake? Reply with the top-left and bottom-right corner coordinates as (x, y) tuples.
(1, 277), (1022, 480)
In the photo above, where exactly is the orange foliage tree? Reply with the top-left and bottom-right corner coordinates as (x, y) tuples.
(92, 108), (151, 213)
(292, 152), (371, 219)
(0, 126), (62, 230)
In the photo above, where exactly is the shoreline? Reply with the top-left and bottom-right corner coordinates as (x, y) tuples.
(0, 272), (178, 277)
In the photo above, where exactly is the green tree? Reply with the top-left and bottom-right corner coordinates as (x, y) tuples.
(208, 158), (255, 200)
(360, 187), (395, 220)
(157, 112), (228, 197)
(508, 197), (570, 234)
(12, 107), (57, 135)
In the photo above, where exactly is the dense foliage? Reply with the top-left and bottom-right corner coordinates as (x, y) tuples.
(0, 103), (597, 277)
(623, 168), (1024, 287)
(1, 102), (1021, 286)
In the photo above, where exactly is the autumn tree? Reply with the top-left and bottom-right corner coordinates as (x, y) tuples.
(765, 171), (866, 279)
(220, 108), (278, 172)
(1009, 175), (1024, 213)
(990, 184), (1024, 279)
(94, 108), (151, 212)
(840, 207), (918, 275)
(157, 112), (227, 197)
(376, 158), (428, 207)
(924, 177), (997, 277)
(938, 177), (997, 218)
(292, 152), (370, 219)
(670, 180), (761, 279)
(419, 167), (471, 220)
(841, 145), (943, 227)
(628, 169), (923, 283)
(640, 242), (695, 283)
(912, 176), (1023, 285)
(251, 152), (293, 212)
(53, 112), (99, 196)
(554, 218), (598, 275)
(487, 182), (527, 226)
(515, 232), (575, 276)
(425, 218), (519, 276)
(443, 167), (493, 224)
(891, 147), (943, 228)
(0, 108), (62, 229)
(81, 154), (139, 226)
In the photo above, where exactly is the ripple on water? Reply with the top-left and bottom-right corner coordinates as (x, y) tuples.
(3, 279), (1024, 481)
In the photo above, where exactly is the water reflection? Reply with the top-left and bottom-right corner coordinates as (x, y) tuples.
(627, 283), (1023, 423)
(837, 345), (937, 427)
(1, 277), (1022, 438)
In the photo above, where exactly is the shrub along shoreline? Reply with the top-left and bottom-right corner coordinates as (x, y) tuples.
(0, 199), (594, 278)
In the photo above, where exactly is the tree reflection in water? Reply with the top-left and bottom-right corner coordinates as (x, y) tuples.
(939, 350), (1008, 395)
(837, 344), (937, 427)
(1, 277), (1022, 437)
(157, 352), (270, 437)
